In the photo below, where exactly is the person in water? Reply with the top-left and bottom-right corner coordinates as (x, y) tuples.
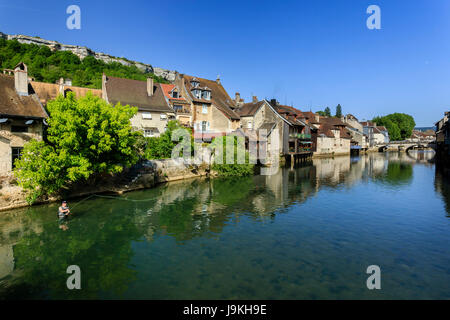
(58, 201), (71, 230)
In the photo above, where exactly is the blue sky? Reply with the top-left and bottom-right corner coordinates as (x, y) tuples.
(1, 0), (449, 126)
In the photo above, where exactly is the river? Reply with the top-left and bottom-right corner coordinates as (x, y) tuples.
(0, 151), (449, 299)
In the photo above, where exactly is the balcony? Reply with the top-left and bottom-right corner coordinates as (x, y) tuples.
(289, 133), (312, 140)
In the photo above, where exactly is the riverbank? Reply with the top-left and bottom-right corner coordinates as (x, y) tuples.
(0, 158), (212, 212)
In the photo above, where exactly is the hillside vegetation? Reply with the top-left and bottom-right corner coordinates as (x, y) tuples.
(0, 38), (169, 88)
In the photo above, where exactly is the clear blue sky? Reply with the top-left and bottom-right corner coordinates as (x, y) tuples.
(1, 0), (449, 126)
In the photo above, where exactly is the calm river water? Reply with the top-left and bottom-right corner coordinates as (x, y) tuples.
(0, 152), (449, 299)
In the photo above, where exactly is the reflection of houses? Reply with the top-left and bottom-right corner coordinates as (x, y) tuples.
(435, 111), (450, 163)
(102, 75), (175, 137)
(0, 63), (48, 174)
(175, 74), (240, 141)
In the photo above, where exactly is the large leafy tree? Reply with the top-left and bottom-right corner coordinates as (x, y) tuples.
(14, 92), (141, 203)
(372, 113), (416, 141)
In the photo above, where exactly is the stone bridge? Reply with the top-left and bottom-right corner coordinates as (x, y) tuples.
(378, 141), (436, 152)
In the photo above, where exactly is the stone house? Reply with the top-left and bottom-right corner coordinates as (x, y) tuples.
(341, 114), (368, 151)
(0, 63), (48, 174)
(236, 98), (290, 157)
(267, 100), (316, 155)
(160, 83), (191, 127)
(312, 116), (352, 156)
(102, 75), (175, 137)
(362, 121), (390, 146)
(174, 74), (240, 141)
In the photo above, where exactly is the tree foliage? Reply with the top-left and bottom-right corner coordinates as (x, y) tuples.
(14, 93), (141, 203)
(372, 113), (416, 141)
(0, 39), (169, 88)
(335, 104), (342, 118)
(211, 136), (254, 177)
(144, 121), (193, 160)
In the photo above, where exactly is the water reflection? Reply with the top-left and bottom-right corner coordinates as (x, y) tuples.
(0, 152), (449, 299)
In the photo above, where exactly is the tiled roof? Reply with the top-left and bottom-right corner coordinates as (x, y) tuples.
(104, 76), (173, 113)
(182, 74), (240, 120)
(236, 101), (265, 117)
(31, 81), (102, 105)
(160, 83), (189, 104)
(0, 74), (48, 119)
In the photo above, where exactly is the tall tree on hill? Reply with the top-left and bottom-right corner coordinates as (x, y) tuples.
(335, 104), (342, 118)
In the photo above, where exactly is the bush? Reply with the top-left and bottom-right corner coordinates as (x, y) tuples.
(210, 136), (254, 177)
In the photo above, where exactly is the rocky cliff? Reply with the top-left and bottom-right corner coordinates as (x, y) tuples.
(0, 32), (177, 81)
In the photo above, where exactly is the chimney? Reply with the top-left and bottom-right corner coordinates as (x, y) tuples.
(270, 99), (278, 107)
(14, 62), (29, 96)
(235, 92), (241, 103)
(315, 114), (320, 123)
(102, 73), (108, 102)
(216, 74), (221, 85)
(252, 96), (258, 103)
(59, 77), (64, 95)
(147, 78), (154, 96)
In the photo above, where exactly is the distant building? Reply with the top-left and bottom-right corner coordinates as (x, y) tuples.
(341, 114), (368, 152)
(102, 75), (175, 138)
(313, 116), (352, 156)
(0, 63), (48, 174)
(361, 121), (389, 146)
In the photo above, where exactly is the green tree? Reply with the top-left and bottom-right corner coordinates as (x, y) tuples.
(144, 120), (193, 160)
(372, 113), (416, 141)
(335, 104), (342, 118)
(324, 107), (331, 117)
(14, 92), (140, 203)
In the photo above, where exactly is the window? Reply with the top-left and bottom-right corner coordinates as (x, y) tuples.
(144, 129), (154, 137)
(202, 121), (207, 132)
(160, 114), (167, 120)
(173, 105), (183, 112)
(11, 147), (23, 168)
(202, 90), (211, 100)
(11, 126), (28, 133)
(172, 91), (179, 98)
(247, 121), (253, 129)
(191, 80), (199, 88)
(142, 112), (152, 119)
(202, 104), (208, 114)
(192, 89), (201, 99)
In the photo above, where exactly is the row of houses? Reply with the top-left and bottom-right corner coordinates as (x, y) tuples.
(0, 62), (390, 174)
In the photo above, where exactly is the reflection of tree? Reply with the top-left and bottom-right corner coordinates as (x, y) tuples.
(372, 161), (413, 186)
(7, 202), (141, 299)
